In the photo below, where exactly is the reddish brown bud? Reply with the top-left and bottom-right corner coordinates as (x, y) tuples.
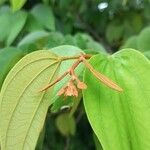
(65, 80), (78, 97)
(57, 80), (79, 97)
(77, 81), (87, 90)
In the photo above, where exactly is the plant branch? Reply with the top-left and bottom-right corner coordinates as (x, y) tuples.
(80, 55), (123, 92)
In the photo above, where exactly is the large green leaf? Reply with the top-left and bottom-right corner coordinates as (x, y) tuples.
(83, 49), (150, 150)
(31, 4), (55, 31)
(0, 50), (61, 150)
(6, 10), (27, 46)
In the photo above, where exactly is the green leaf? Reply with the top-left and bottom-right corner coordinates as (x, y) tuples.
(10, 0), (27, 11)
(31, 4), (55, 31)
(74, 33), (106, 53)
(0, 0), (7, 5)
(137, 26), (150, 52)
(93, 133), (103, 150)
(121, 36), (138, 50)
(83, 49), (150, 150)
(55, 113), (76, 137)
(6, 10), (27, 46)
(0, 47), (25, 89)
(0, 50), (61, 150)
(0, 8), (27, 45)
(106, 21), (124, 44)
(144, 51), (150, 60)
(25, 13), (43, 32)
(45, 32), (64, 49)
(0, 11), (11, 42)
(18, 30), (49, 47)
(63, 34), (76, 45)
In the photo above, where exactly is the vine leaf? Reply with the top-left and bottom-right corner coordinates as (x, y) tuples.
(83, 49), (150, 150)
(0, 50), (61, 150)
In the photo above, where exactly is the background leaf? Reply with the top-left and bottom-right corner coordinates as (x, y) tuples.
(121, 36), (138, 50)
(0, 50), (61, 150)
(83, 49), (150, 150)
(18, 30), (49, 47)
(0, 10), (11, 42)
(6, 10), (27, 46)
(137, 26), (150, 52)
(31, 4), (55, 31)
(10, 0), (27, 11)
(55, 113), (76, 137)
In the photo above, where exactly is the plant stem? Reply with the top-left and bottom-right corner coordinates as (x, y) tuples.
(61, 54), (92, 61)
(81, 56), (123, 92)
(39, 58), (83, 92)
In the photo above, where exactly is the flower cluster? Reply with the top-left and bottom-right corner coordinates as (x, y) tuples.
(57, 75), (87, 97)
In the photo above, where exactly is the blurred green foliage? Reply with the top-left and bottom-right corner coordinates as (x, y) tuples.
(0, 0), (150, 149)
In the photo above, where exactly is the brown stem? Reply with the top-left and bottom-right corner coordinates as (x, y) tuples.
(39, 71), (69, 92)
(61, 54), (92, 61)
(81, 56), (123, 92)
(39, 58), (83, 92)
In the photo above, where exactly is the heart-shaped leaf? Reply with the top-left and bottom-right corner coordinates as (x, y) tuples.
(0, 50), (61, 150)
(83, 49), (150, 150)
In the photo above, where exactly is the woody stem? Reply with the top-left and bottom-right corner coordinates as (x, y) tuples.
(39, 58), (83, 92)
(61, 54), (92, 61)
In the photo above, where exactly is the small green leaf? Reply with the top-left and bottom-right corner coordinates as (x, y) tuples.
(137, 26), (150, 52)
(0, 50), (61, 150)
(25, 13), (43, 32)
(106, 21), (124, 44)
(10, 0), (27, 11)
(6, 10), (27, 46)
(56, 113), (76, 137)
(45, 32), (64, 49)
(144, 51), (150, 60)
(83, 49), (150, 150)
(74, 33), (106, 53)
(18, 30), (49, 47)
(121, 36), (138, 50)
(31, 4), (55, 31)
(0, 11), (11, 42)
